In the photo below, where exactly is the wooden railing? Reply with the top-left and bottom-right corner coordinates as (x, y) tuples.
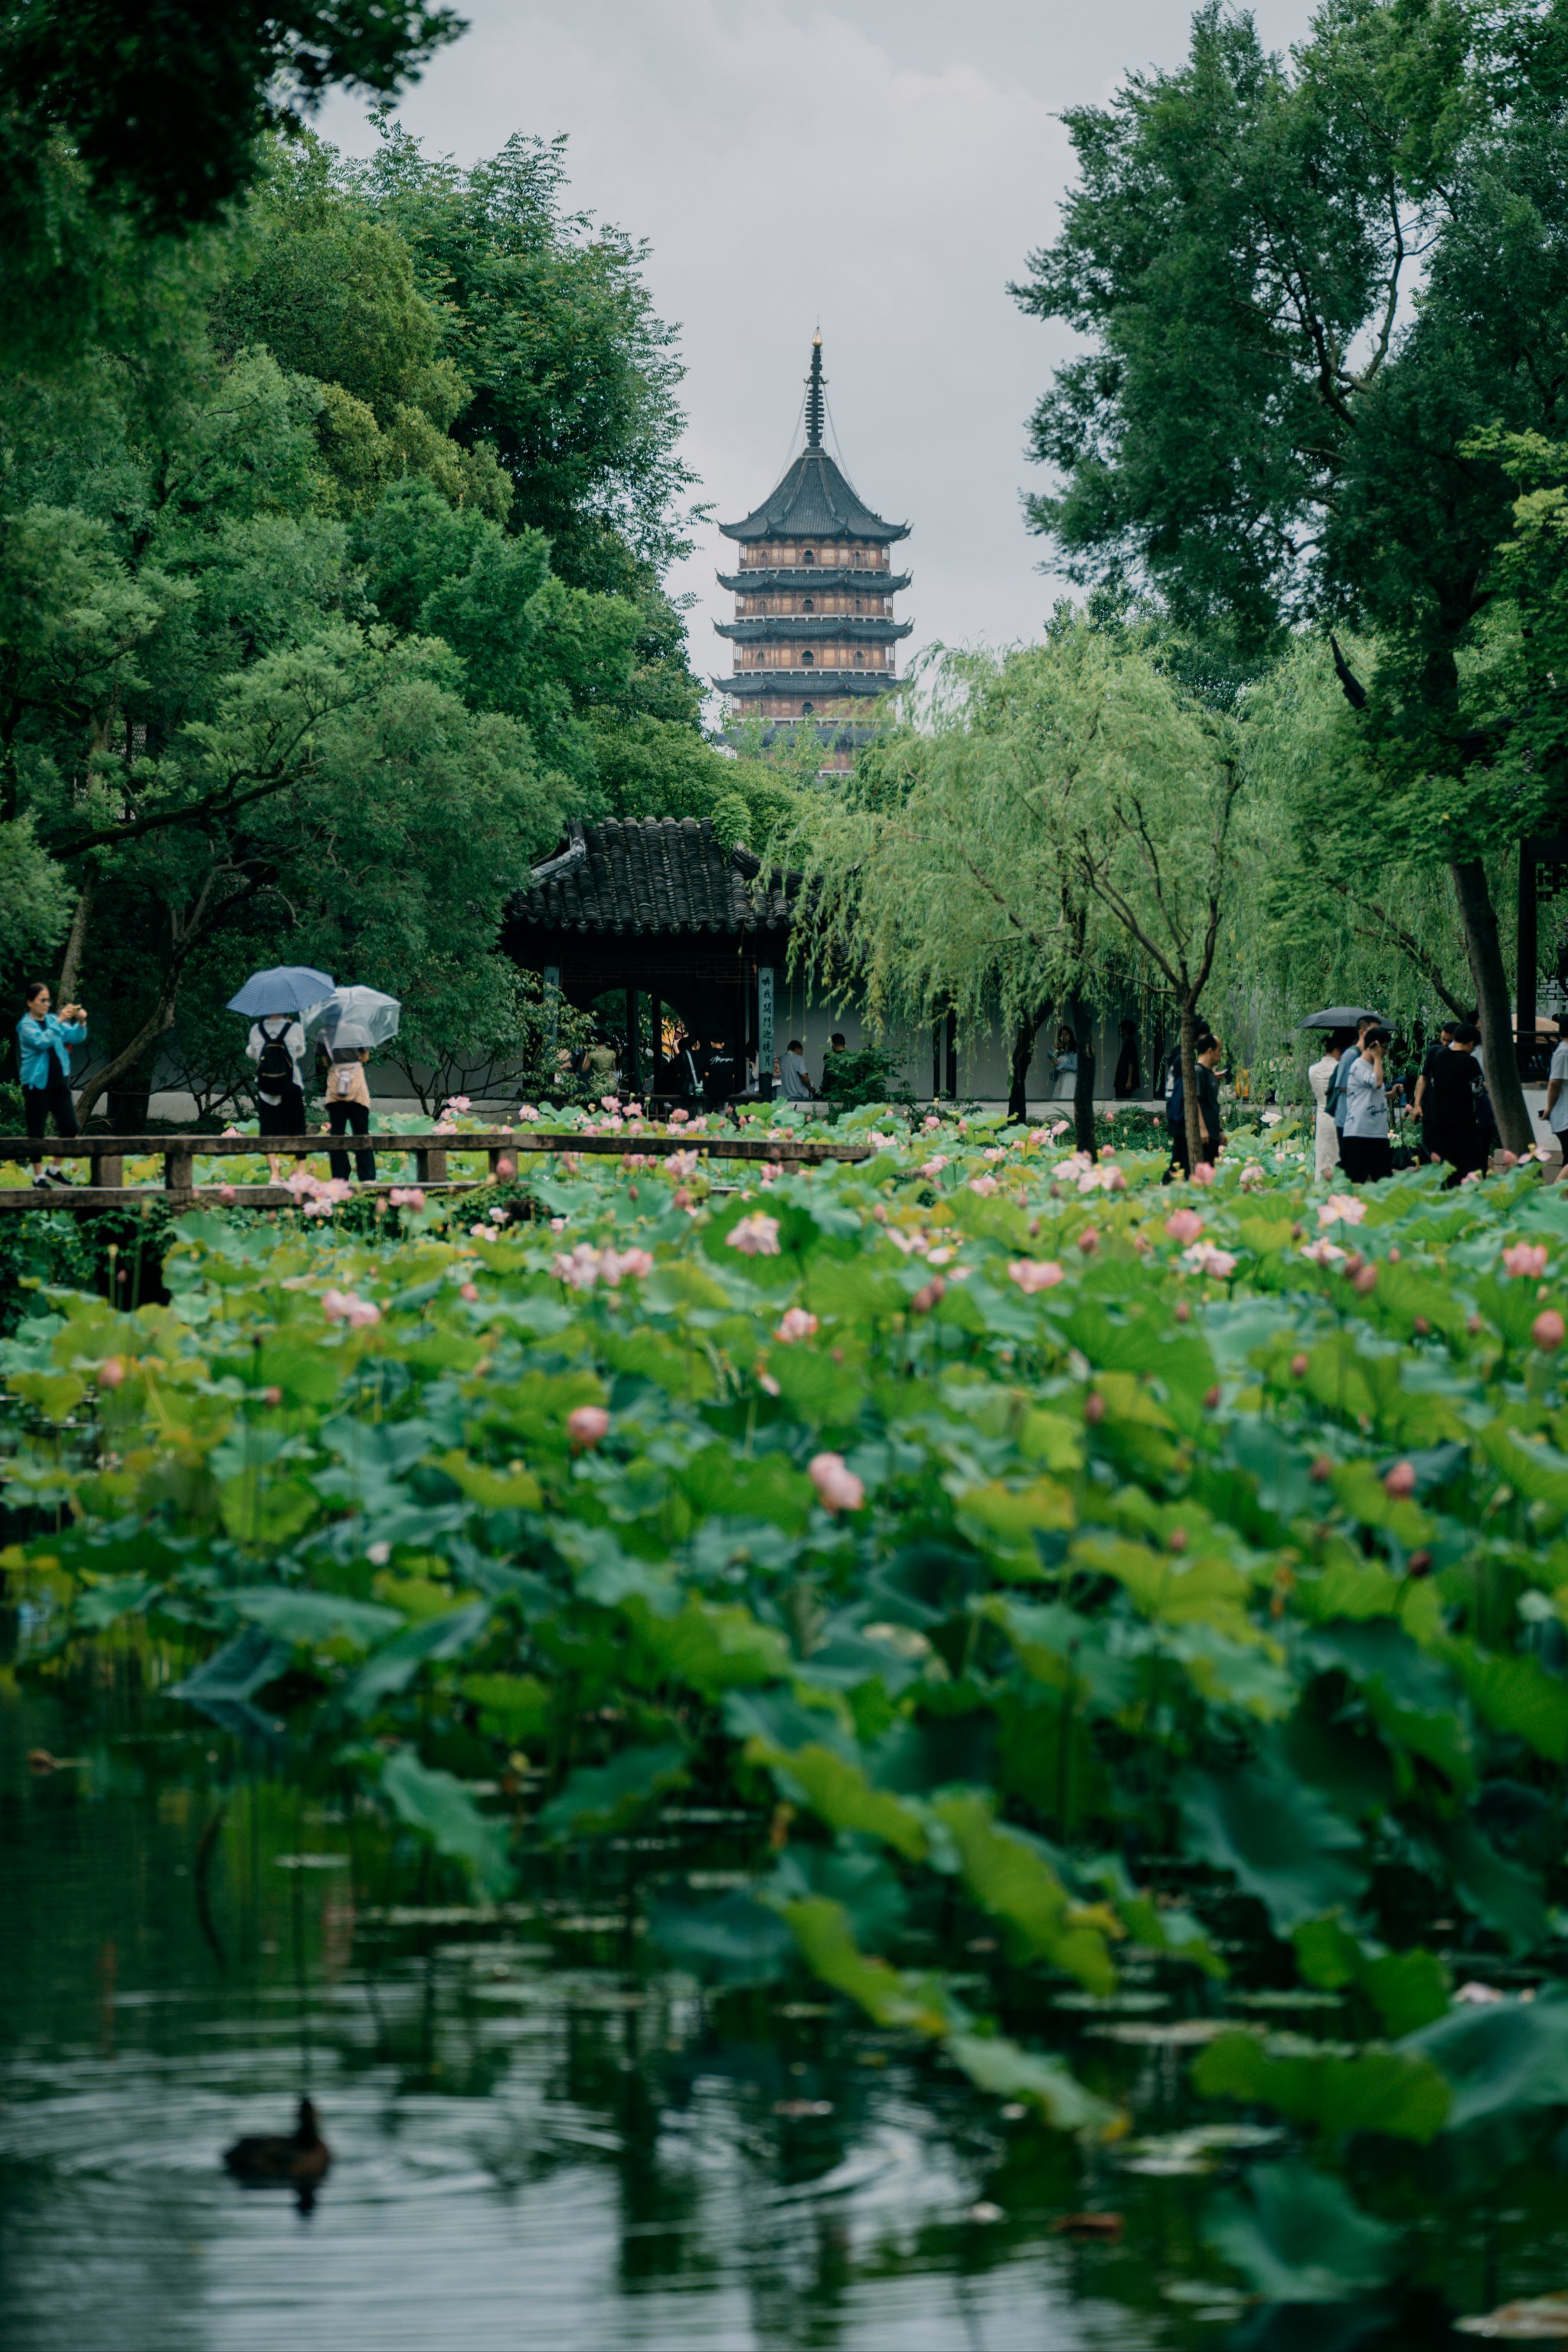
(0, 1126), (873, 1209)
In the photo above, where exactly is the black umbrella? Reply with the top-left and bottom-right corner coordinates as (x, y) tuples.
(1298, 1006), (1383, 1030)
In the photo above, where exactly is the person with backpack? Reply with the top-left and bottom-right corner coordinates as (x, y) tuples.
(247, 1011), (306, 1180)
(325, 1044), (376, 1183)
(1308, 1031), (1348, 1180)
(17, 980), (87, 1188)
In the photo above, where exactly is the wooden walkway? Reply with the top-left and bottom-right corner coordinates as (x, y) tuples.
(0, 1127), (872, 1210)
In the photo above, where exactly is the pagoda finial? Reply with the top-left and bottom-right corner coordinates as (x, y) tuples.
(804, 335), (825, 451)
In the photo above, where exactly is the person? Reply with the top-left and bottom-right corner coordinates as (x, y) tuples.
(1412, 1021), (1455, 1154)
(17, 981), (87, 1188)
(1426, 1022), (1485, 1184)
(704, 1034), (737, 1105)
(585, 1032), (616, 1088)
(819, 1032), (848, 1097)
(1328, 1015), (1375, 1146)
(1543, 1014), (1568, 1166)
(1051, 1024), (1078, 1102)
(247, 1009), (307, 1181)
(671, 1032), (704, 1098)
(1113, 1018), (1140, 1099)
(1167, 1032), (1223, 1178)
(325, 1045), (376, 1183)
(779, 1039), (812, 1101)
(1340, 1024), (1393, 1183)
(1308, 1031), (1346, 1182)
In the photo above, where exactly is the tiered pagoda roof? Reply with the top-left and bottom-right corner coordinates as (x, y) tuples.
(714, 338), (910, 738)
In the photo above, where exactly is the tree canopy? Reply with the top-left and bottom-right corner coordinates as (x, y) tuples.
(1013, 0), (1568, 1148)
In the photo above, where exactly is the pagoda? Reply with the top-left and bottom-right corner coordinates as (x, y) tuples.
(714, 337), (910, 762)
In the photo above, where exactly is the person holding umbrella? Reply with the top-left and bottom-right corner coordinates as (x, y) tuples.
(1308, 1028), (1349, 1181)
(230, 965), (332, 1182)
(324, 1022), (376, 1183)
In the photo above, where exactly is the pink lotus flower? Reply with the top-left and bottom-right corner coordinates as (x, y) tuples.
(910, 1276), (946, 1312)
(444, 1095), (472, 1115)
(1191, 1161), (1217, 1186)
(920, 1155), (949, 1178)
(496, 1155), (515, 1180)
(459, 1280), (479, 1302)
(758, 1369), (781, 1396)
(322, 1287), (381, 1328)
(808, 1451), (864, 1512)
(922, 1115), (942, 1133)
(1352, 1264), (1378, 1294)
(1239, 1162), (1265, 1188)
(1301, 1239), (1347, 1266)
(1048, 1120), (1070, 1138)
(671, 1107), (689, 1125)
(261, 1385), (282, 1406)
(1383, 1459), (1417, 1498)
(1166, 1209), (1204, 1243)
(1077, 1227), (1100, 1253)
(776, 1308), (818, 1342)
(1504, 1242), (1550, 1279)
(1534, 1308), (1566, 1351)
(667, 1149), (699, 1178)
(568, 1404), (611, 1449)
(1008, 1259), (1066, 1293)
(549, 1215), (567, 1231)
(218, 1183), (236, 1204)
(727, 1212), (781, 1257)
(1319, 1193), (1366, 1226)
(983, 1145), (1008, 1162)
(516, 1104), (541, 1122)
(387, 1186), (426, 1210)
(600, 1094), (621, 1113)
(99, 1357), (125, 1388)
(969, 1174), (1000, 1196)
(1184, 1241), (1236, 1277)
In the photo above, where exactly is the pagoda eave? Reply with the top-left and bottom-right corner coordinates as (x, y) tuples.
(715, 671), (898, 699)
(720, 518), (910, 545)
(717, 569), (911, 594)
(715, 616), (913, 644)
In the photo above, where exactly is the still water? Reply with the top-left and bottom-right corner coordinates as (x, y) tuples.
(0, 1682), (1545, 2350)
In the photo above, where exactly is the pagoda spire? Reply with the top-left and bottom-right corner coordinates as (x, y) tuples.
(804, 335), (825, 451)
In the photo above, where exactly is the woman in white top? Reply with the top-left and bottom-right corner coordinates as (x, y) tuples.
(1052, 1024), (1079, 1102)
(1308, 1035), (1344, 1181)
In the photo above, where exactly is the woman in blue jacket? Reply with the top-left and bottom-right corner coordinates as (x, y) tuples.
(17, 981), (87, 1187)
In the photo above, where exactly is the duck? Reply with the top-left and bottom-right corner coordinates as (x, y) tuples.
(224, 2097), (332, 2192)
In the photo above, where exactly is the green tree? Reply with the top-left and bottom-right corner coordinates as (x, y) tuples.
(1013, 0), (1568, 1152)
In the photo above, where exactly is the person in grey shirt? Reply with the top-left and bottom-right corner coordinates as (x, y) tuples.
(1341, 1024), (1393, 1183)
(1331, 1015), (1376, 1134)
(1542, 1014), (1568, 1159)
(779, 1040), (813, 1101)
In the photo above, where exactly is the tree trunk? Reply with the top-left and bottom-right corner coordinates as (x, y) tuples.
(1073, 1016), (1097, 1155)
(57, 879), (93, 1003)
(77, 965), (185, 1121)
(1008, 1001), (1052, 1122)
(1452, 857), (1532, 1156)
(1179, 1001), (1204, 1173)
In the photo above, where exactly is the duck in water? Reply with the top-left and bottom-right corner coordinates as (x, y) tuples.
(224, 2098), (331, 2209)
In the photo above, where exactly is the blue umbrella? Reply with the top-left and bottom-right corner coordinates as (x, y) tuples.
(227, 965), (335, 1018)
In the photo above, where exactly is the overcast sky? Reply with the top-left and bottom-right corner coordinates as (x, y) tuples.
(322, 0), (1320, 705)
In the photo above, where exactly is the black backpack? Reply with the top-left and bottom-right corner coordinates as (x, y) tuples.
(256, 1018), (293, 1092)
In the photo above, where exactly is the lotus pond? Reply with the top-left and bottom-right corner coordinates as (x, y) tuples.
(6, 1106), (1568, 2347)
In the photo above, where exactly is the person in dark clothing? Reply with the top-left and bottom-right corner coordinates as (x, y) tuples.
(819, 1033), (848, 1098)
(1113, 1018), (1141, 1099)
(704, 1037), (736, 1104)
(1167, 1033), (1223, 1178)
(671, 1033), (704, 1098)
(1423, 1024), (1485, 1184)
(1413, 1020), (1455, 1158)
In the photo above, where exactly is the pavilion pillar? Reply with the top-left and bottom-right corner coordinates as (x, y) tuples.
(626, 985), (640, 1098)
(757, 963), (776, 1099)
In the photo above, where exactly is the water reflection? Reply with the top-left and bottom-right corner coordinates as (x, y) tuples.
(2, 1682), (1559, 2350)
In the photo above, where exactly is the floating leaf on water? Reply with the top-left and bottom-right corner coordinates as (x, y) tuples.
(1054, 1991), (1171, 2015)
(273, 1852), (349, 1870)
(1084, 2018), (1230, 2047)
(773, 2098), (834, 2118)
(1205, 2160), (1400, 2303)
(1052, 2211), (1124, 2239)
(968, 2201), (1005, 2224)
(1230, 1988), (1345, 2011)
(1121, 2123), (1284, 2174)
(1455, 2296), (1568, 2340)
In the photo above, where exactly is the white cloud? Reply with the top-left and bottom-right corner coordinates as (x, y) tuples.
(321, 0), (1320, 701)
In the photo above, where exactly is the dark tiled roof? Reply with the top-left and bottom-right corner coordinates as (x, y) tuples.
(511, 818), (794, 935)
(720, 448), (908, 544)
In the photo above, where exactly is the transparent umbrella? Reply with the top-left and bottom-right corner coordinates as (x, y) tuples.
(307, 986), (401, 1048)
